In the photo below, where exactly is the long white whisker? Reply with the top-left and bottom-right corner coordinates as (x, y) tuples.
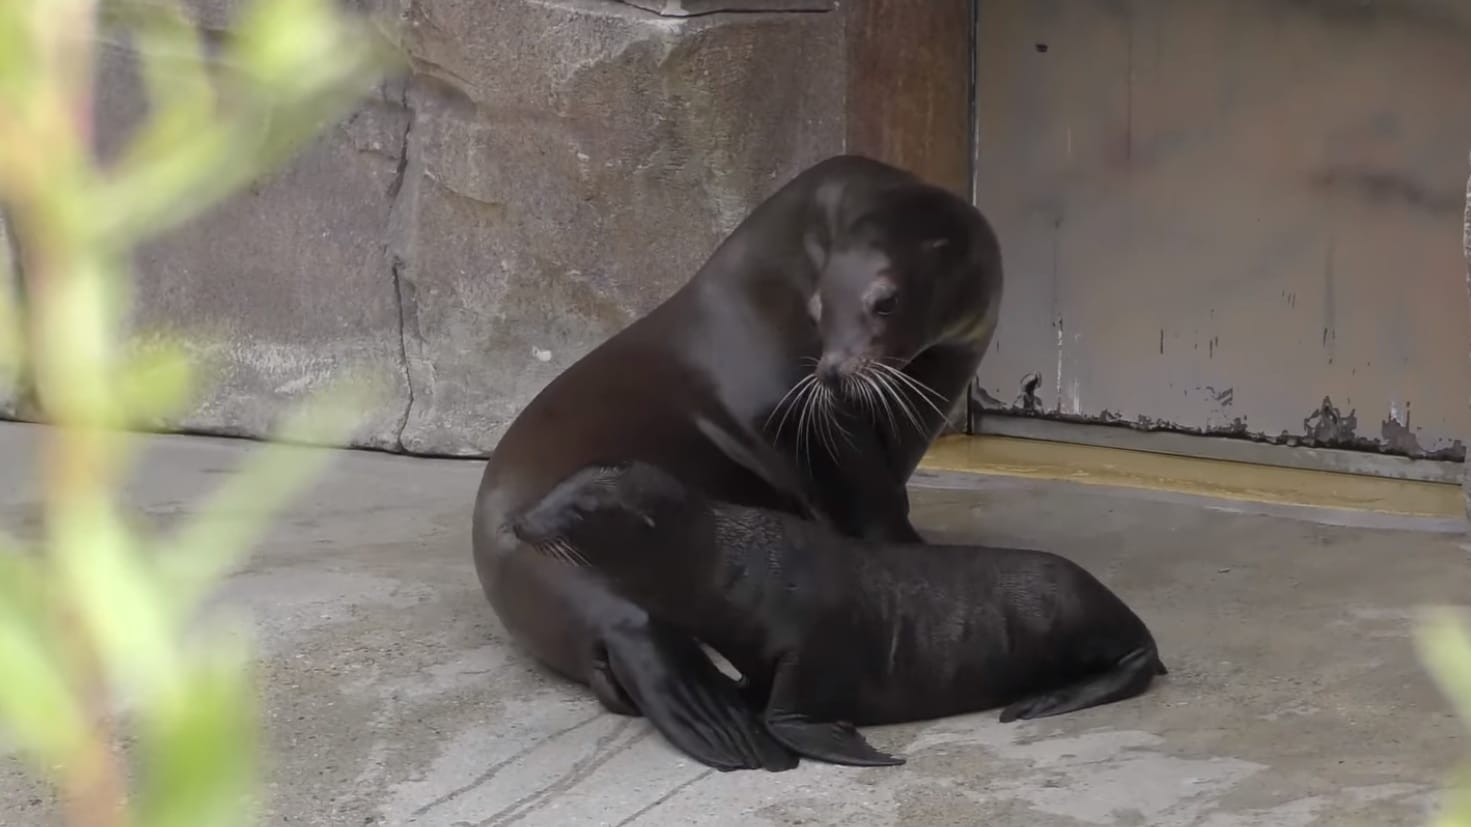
(769, 373), (816, 440)
(874, 362), (949, 421)
(559, 539), (590, 567)
(794, 376), (819, 467)
(849, 373), (875, 422)
(876, 363), (947, 409)
(875, 360), (948, 404)
(826, 385), (855, 449)
(540, 540), (568, 565)
(857, 369), (900, 435)
(875, 368), (926, 434)
(847, 375), (874, 421)
(811, 382), (835, 456)
(832, 385), (857, 445)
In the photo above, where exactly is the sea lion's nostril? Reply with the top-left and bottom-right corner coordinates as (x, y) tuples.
(816, 356), (844, 386)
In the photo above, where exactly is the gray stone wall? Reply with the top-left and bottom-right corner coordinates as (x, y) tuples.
(0, 0), (846, 455)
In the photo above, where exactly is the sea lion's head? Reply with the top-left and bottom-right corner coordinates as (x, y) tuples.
(509, 461), (695, 567)
(807, 183), (997, 393)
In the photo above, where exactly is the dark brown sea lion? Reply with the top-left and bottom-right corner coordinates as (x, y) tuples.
(512, 461), (1168, 767)
(472, 154), (1004, 771)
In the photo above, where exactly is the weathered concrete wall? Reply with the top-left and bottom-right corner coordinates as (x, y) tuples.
(973, 0), (1471, 461)
(0, 0), (846, 454)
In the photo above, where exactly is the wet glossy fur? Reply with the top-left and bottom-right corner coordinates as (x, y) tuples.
(513, 462), (1168, 766)
(472, 155), (1005, 771)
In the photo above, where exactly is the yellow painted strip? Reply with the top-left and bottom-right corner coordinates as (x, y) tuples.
(919, 435), (1464, 518)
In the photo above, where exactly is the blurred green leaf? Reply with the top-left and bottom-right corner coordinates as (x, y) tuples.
(0, 2), (38, 109)
(0, 1), (388, 823)
(136, 647), (258, 827)
(93, 0), (399, 248)
(115, 339), (197, 427)
(233, 0), (365, 93)
(1418, 609), (1471, 728)
(51, 502), (180, 699)
(1417, 609), (1471, 827)
(104, 1), (214, 124)
(0, 269), (19, 379)
(30, 253), (124, 426)
(153, 374), (383, 613)
(0, 551), (89, 767)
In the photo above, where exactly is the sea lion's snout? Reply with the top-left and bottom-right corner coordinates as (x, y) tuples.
(507, 508), (548, 545)
(815, 352), (861, 387)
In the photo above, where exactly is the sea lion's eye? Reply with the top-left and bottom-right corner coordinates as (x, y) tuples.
(873, 295), (898, 317)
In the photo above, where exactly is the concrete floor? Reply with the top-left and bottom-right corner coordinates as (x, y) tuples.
(0, 421), (1468, 826)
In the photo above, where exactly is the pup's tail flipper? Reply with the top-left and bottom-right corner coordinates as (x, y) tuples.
(999, 645), (1166, 723)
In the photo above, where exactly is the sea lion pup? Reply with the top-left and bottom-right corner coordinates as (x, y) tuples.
(511, 461), (1168, 767)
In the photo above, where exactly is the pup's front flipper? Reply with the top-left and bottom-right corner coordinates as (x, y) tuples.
(604, 618), (798, 772)
(764, 711), (905, 767)
(761, 651), (905, 767)
(999, 644), (1165, 723)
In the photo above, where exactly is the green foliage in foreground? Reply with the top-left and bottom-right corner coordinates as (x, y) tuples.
(0, 1), (398, 825)
(1418, 609), (1471, 826)
(1, 1), (1469, 826)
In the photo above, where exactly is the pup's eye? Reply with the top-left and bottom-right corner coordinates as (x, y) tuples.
(873, 295), (898, 317)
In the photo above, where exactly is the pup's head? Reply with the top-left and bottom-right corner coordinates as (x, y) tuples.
(509, 461), (694, 566)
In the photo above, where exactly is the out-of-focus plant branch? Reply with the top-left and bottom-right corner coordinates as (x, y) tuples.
(0, 1), (400, 825)
(1417, 609), (1471, 827)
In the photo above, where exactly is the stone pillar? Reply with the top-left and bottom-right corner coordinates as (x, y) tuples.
(3, 0), (848, 454)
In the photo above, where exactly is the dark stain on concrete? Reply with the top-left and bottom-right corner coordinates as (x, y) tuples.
(1014, 372), (1043, 413)
(1310, 165), (1465, 216)
(1279, 0), (1471, 33)
(971, 387), (1466, 463)
(1380, 405), (1425, 456)
(1302, 395), (1361, 446)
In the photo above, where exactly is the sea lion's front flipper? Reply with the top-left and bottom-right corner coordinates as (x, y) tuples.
(759, 652), (904, 767)
(603, 618), (799, 772)
(999, 645), (1165, 723)
(763, 711), (905, 767)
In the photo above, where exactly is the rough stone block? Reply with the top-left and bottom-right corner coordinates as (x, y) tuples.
(616, 0), (832, 16)
(94, 36), (413, 449)
(391, 0), (845, 455)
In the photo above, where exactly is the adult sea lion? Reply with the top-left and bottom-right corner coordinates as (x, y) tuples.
(511, 461), (1168, 767)
(472, 154), (1004, 771)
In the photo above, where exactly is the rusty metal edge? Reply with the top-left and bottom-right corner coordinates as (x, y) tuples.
(972, 413), (1464, 486)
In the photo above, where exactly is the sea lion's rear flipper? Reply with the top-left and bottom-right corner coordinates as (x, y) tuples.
(603, 619), (799, 772)
(999, 645), (1165, 723)
(763, 711), (906, 767)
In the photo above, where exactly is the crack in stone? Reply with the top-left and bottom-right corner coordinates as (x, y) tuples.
(386, 69), (419, 453)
